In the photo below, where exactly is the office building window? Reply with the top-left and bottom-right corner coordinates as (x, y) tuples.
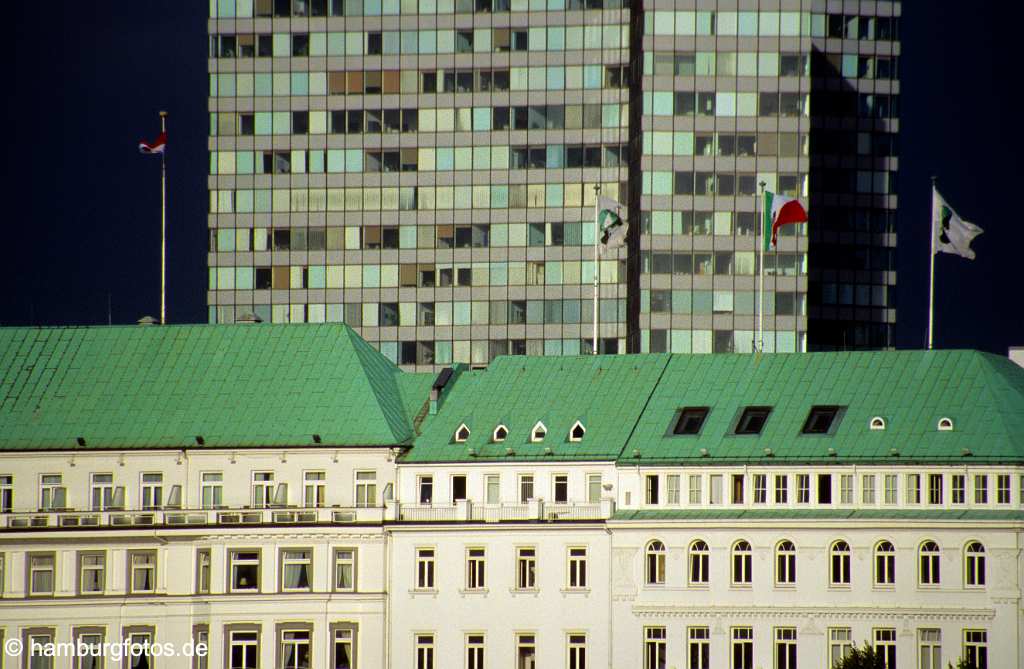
(731, 628), (753, 669)
(466, 634), (485, 669)
(28, 553), (56, 595)
(196, 549), (211, 594)
(568, 634), (586, 669)
(516, 547), (536, 589)
(644, 627), (666, 669)
(355, 471), (377, 507)
(568, 547), (587, 588)
(128, 551), (156, 593)
(830, 541), (851, 585)
(919, 541), (941, 585)
(776, 541), (796, 585)
(416, 634), (435, 669)
(141, 473), (163, 509)
(775, 475), (788, 504)
(229, 549), (260, 591)
(416, 548), (435, 589)
(918, 629), (941, 669)
(201, 472), (223, 508)
(829, 628), (853, 666)
(280, 629), (311, 669)
(963, 630), (987, 669)
(335, 548), (356, 591)
(304, 471), (326, 507)
(965, 542), (986, 587)
(79, 551), (106, 594)
(466, 547), (486, 589)
(689, 540), (709, 584)
(775, 628), (796, 669)
(281, 549), (312, 591)
(229, 630), (259, 669)
(646, 540), (666, 585)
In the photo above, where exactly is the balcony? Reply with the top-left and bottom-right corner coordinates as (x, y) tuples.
(1, 505), (385, 530)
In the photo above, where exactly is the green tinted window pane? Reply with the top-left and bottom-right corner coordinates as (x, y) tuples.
(254, 74), (272, 96)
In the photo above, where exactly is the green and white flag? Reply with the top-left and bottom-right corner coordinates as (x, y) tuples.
(933, 187), (983, 260)
(597, 195), (627, 254)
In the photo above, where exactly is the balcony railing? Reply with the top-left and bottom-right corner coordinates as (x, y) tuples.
(401, 499), (612, 522)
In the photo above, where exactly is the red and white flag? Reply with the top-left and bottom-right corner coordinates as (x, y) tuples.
(139, 132), (167, 154)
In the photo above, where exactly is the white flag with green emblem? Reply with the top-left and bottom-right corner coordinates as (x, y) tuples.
(933, 188), (983, 260)
(597, 195), (627, 254)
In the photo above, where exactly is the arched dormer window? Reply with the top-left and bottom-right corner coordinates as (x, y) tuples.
(493, 425), (508, 442)
(569, 421), (585, 442)
(870, 416), (886, 431)
(530, 421), (547, 443)
(454, 423), (470, 443)
(938, 417), (954, 431)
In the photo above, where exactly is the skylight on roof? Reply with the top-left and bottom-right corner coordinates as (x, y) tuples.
(734, 407), (772, 435)
(530, 421), (547, 443)
(672, 407), (709, 435)
(801, 406), (843, 435)
(454, 423), (470, 442)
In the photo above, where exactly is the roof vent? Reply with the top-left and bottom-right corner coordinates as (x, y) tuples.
(699, 448), (709, 458)
(236, 312), (263, 323)
(632, 448), (641, 459)
(468, 447), (477, 456)
(195, 436), (205, 446)
(827, 447), (837, 457)
(136, 315), (160, 326)
(544, 446), (553, 456)
(961, 448), (972, 457)
(869, 416), (886, 431)
(889, 448), (900, 457)
(312, 434), (322, 444)
(937, 417), (954, 432)
(763, 447), (774, 457)
(505, 446), (515, 456)
(76, 436), (86, 447)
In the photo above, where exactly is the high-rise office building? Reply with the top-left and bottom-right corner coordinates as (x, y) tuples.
(207, 0), (899, 368)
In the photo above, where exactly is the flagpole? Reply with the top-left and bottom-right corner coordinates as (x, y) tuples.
(592, 184), (601, 355)
(159, 110), (168, 325)
(752, 184), (760, 354)
(757, 181), (767, 352)
(928, 176), (937, 350)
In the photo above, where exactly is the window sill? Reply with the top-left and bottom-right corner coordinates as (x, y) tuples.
(409, 588), (438, 597)
(458, 588), (489, 596)
(828, 584), (852, 591)
(559, 587), (590, 596)
(510, 587), (540, 597)
(729, 583), (752, 590)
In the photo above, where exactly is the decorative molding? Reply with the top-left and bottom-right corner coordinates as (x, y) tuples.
(631, 604), (995, 623)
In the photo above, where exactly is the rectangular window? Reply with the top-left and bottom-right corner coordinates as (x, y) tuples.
(79, 551), (106, 594)
(840, 475), (854, 504)
(416, 548), (436, 589)
(516, 547), (536, 589)
(753, 475), (767, 504)
(644, 627), (667, 669)
(731, 475), (745, 504)
(27, 631), (56, 668)
(818, 474), (832, 504)
(797, 475), (810, 504)
(75, 630), (104, 669)
(774, 628), (796, 669)
(228, 629), (259, 669)
(453, 475), (468, 503)
(775, 475), (788, 504)
(418, 475), (434, 504)
(466, 547), (486, 589)
(553, 475), (568, 503)
(734, 407), (771, 435)
(141, 472), (163, 509)
(731, 627), (753, 669)
(519, 475), (534, 503)
(974, 474), (988, 504)
(802, 406), (841, 433)
(486, 475), (500, 504)
(516, 634), (536, 669)
(304, 471), (326, 507)
(929, 474), (943, 504)
(689, 475), (702, 504)
(416, 634), (435, 669)
(201, 472), (223, 508)
(90, 473), (115, 511)
(355, 470), (377, 507)
(0, 474), (11, 512)
(953, 475), (966, 504)
(667, 475), (681, 505)
(128, 551), (156, 593)
(281, 549), (312, 591)
(646, 475), (660, 505)
(568, 634), (587, 669)
(568, 547), (587, 588)
(28, 553), (56, 595)
(333, 627), (355, 669)
(829, 628), (853, 667)
(335, 548), (356, 591)
(997, 474), (1010, 504)
(688, 627), (710, 669)
(963, 629), (988, 669)
(196, 549), (211, 594)
(862, 475), (877, 504)
(466, 634), (485, 669)
(252, 471), (275, 508)
(918, 629), (941, 669)
(710, 475), (723, 505)
(587, 474), (602, 504)
(229, 549), (260, 591)
(884, 475), (898, 505)
(280, 629), (311, 669)
(673, 407), (709, 434)
(874, 628), (896, 668)
(40, 474), (65, 510)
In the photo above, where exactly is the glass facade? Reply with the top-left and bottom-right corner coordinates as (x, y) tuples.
(207, 0), (899, 367)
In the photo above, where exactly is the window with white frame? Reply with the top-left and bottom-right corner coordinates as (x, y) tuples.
(829, 628), (853, 666)
(530, 421), (547, 442)
(666, 474), (681, 505)
(28, 631), (55, 669)
(452, 475), (468, 503)
(830, 541), (851, 586)
(796, 474), (810, 504)
(252, 471), (275, 508)
(519, 474), (534, 503)
(974, 474), (988, 504)
(874, 629), (896, 668)
(195, 626), (208, 669)
(645, 474), (660, 505)
(79, 551), (105, 594)
(997, 474), (1010, 504)
(918, 629), (941, 669)
(304, 471), (326, 507)
(732, 540), (752, 585)
(953, 474), (966, 504)
(1020, 474), (1024, 506)
(567, 633), (586, 669)
(335, 548), (356, 591)
(568, 547), (587, 588)
(516, 546), (536, 589)
(280, 629), (311, 669)
(418, 475), (434, 504)
(281, 549), (312, 591)
(0, 474), (11, 512)
(416, 548), (436, 589)
(965, 542), (985, 587)
(906, 473), (921, 504)
(486, 474), (501, 504)
(928, 473), (943, 505)
(688, 627), (710, 669)
(709, 474), (723, 505)
(229, 630), (259, 669)
(919, 541), (941, 585)
(731, 474), (745, 504)
(569, 421), (585, 441)
(196, 549), (211, 594)
(774, 628), (796, 669)
(201, 472), (223, 508)
(126, 630), (154, 669)
(644, 627), (666, 669)
(90, 473), (115, 511)
(553, 474), (568, 503)
(875, 541), (895, 586)
(775, 541), (796, 585)
(753, 474), (767, 504)
(0, 553), (4, 595)
(689, 540), (709, 584)
(840, 475), (854, 504)
(466, 634), (485, 669)
(817, 474), (832, 504)
(516, 634), (536, 669)
(333, 627), (355, 669)
(646, 540), (666, 585)
(466, 547), (486, 589)
(128, 551), (156, 593)
(883, 474), (898, 505)
(140, 473), (163, 509)
(963, 630), (987, 669)
(688, 474), (702, 504)
(76, 631), (103, 669)
(229, 549), (260, 591)
(775, 474), (788, 504)
(416, 634), (435, 669)
(587, 474), (602, 504)
(28, 553), (56, 595)
(862, 474), (876, 504)
(355, 470), (377, 507)
(40, 474), (64, 510)
(731, 627), (753, 669)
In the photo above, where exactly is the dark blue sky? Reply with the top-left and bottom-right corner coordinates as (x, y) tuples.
(4, 2), (1021, 353)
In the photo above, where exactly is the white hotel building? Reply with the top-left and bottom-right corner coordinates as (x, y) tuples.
(0, 323), (1021, 669)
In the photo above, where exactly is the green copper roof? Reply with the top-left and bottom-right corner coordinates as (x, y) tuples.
(400, 354), (672, 462)
(625, 350), (1024, 464)
(0, 324), (420, 450)
(612, 508), (1024, 522)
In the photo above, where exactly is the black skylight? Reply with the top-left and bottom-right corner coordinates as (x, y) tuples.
(734, 407), (772, 435)
(802, 406), (842, 434)
(672, 407), (709, 435)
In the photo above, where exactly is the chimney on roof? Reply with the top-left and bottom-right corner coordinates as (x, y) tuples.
(236, 312), (263, 324)
(137, 316), (160, 326)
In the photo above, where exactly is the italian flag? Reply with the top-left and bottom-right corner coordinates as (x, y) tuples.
(139, 132), (167, 155)
(763, 191), (807, 250)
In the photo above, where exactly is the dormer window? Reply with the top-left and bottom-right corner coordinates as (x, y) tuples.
(672, 407), (709, 435)
(530, 421), (547, 443)
(493, 425), (508, 442)
(569, 421), (585, 442)
(454, 423), (471, 442)
(801, 406), (843, 435)
(870, 417), (886, 431)
(734, 407), (772, 435)
(938, 417), (954, 432)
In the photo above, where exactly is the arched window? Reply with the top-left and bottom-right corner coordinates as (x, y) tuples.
(492, 425), (508, 442)
(874, 541), (895, 586)
(937, 417), (954, 431)
(919, 541), (941, 585)
(454, 423), (470, 442)
(688, 540), (709, 584)
(732, 540), (752, 585)
(775, 540), (796, 585)
(530, 421), (547, 443)
(965, 541), (986, 587)
(830, 541), (851, 585)
(870, 416), (886, 430)
(569, 420), (586, 442)
(646, 540), (666, 585)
